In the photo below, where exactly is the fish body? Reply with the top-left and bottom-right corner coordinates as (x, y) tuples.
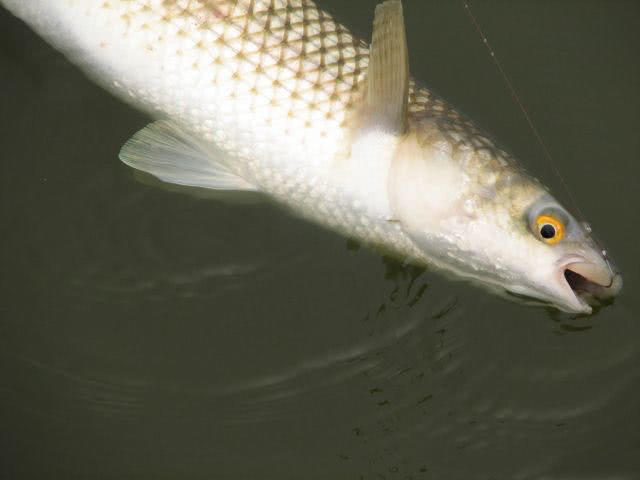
(1, 0), (622, 313)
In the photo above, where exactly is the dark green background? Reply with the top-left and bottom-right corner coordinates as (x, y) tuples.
(1, 1), (639, 478)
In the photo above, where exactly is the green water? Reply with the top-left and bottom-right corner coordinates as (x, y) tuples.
(1, 1), (639, 478)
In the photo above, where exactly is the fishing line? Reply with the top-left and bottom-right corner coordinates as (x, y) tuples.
(462, 2), (617, 273)
(461, 1), (586, 222)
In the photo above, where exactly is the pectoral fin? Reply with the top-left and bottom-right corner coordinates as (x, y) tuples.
(361, 0), (410, 135)
(119, 120), (257, 192)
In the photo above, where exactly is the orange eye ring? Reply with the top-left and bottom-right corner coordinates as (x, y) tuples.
(536, 215), (565, 244)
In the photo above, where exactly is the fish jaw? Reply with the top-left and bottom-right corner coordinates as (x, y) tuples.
(512, 254), (622, 315)
(554, 255), (623, 314)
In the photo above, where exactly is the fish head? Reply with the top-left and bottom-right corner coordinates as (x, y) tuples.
(389, 132), (622, 315)
(509, 192), (623, 314)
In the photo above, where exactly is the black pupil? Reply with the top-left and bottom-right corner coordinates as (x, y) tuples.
(540, 224), (556, 239)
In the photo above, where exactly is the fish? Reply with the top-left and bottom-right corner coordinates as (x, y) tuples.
(1, 0), (622, 314)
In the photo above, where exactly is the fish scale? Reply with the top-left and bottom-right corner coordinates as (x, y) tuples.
(103, 0), (423, 254)
(2, 0), (621, 313)
(0, 0), (533, 276)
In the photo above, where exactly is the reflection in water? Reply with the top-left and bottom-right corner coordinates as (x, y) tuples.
(2, 132), (639, 477)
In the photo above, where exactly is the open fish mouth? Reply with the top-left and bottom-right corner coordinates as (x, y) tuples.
(562, 259), (622, 311)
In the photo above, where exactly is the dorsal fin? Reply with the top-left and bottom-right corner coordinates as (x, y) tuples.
(362, 0), (410, 135)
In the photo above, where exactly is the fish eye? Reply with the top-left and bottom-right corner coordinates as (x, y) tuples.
(535, 214), (564, 244)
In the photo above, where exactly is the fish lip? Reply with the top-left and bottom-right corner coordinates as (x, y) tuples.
(557, 256), (622, 313)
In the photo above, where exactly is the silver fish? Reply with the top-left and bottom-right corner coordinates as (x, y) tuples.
(1, 0), (622, 313)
